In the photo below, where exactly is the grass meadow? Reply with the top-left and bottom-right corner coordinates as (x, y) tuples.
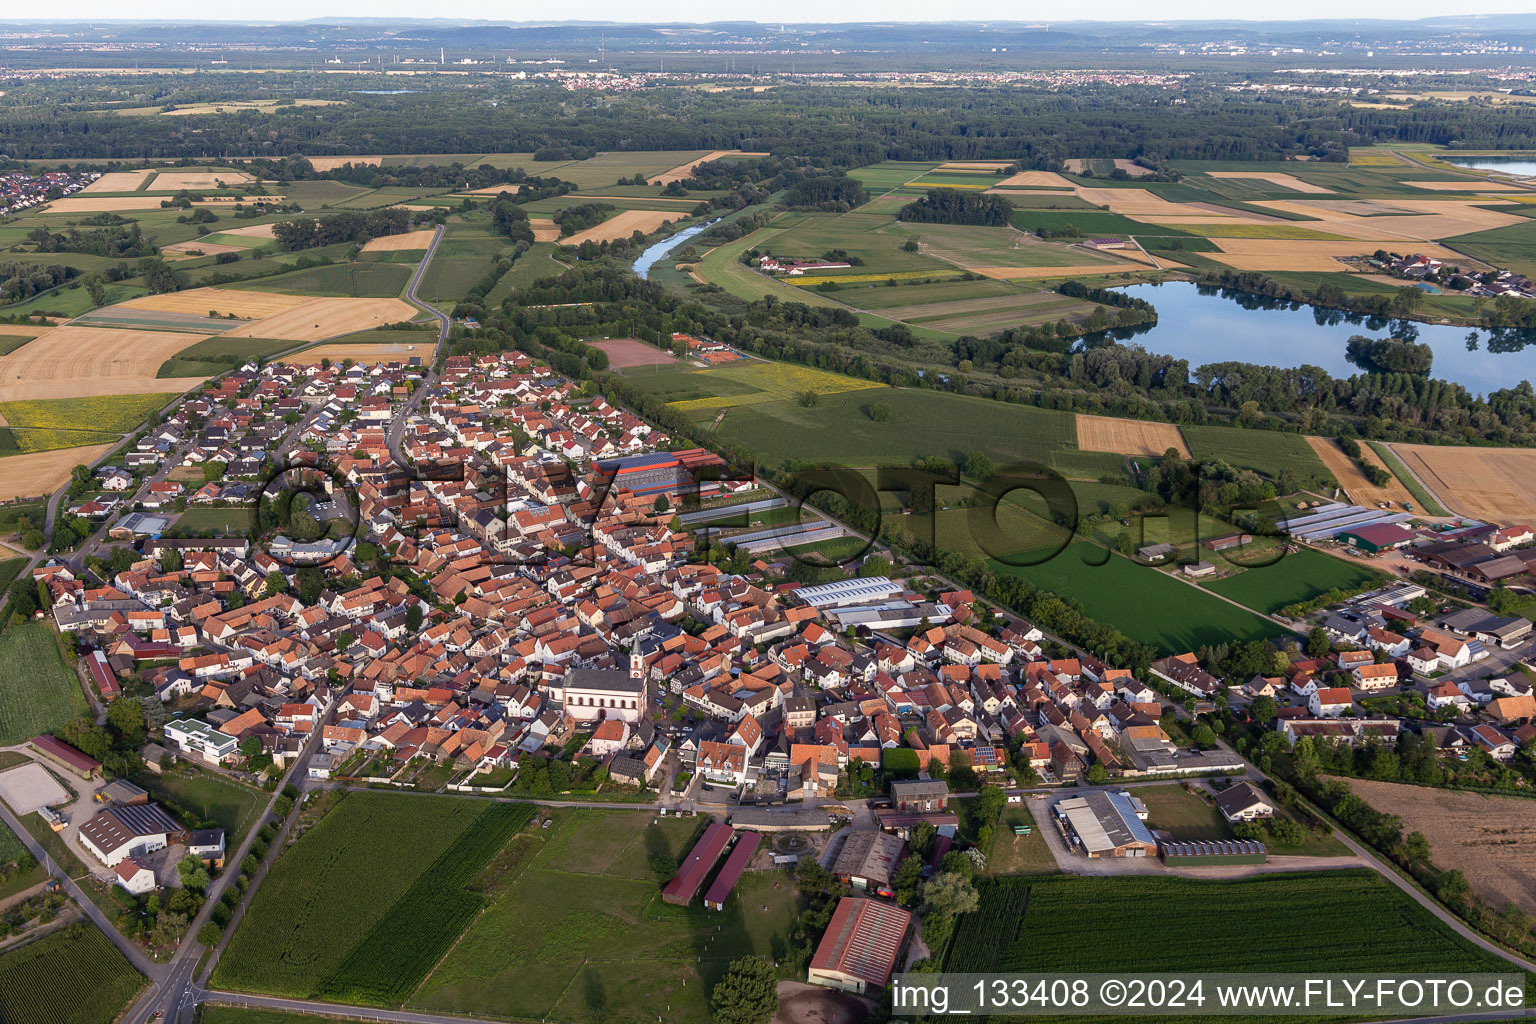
(0, 622), (89, 745)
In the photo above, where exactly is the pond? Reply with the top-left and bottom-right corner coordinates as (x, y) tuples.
(632, 219), (718, 279)
(1102, 281), (1536, 395)
(1442, 156), (1536, 177)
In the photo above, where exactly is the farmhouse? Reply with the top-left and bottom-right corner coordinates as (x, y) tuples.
(78, 802), (187, 868)
(890, 779), (949, 813)
(1214, 781), (1274, 822)
(1053, 790), (1157, 858)
(807, 897), (912, 996)
(114, 857), (157, 895)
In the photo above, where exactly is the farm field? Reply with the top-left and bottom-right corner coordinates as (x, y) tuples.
(945, 870), (1527, 1007)
(0, 443), (117, 502)
(693, 227), (844, 307)
(1304, 436), (1415, 508)
(1368, 441), (1451, 516)
(231, 263), (412, 298)
(410, 806), (803, 1024)
(993, 542), (1282, 651)
(661, 360), (885, 413)
(0, 325), (212, 403)
(213, 792), (506, 999)
(1206, 548), (1386, 615)
(0, 392), (170, 436)
(122, 287), (308, 320)
(360, 228), (437, 253)
(1183, 424), (1332, 484)
(1076, 414), (1190, 458)
(1205, 237), (1467, 272)
(1337, 777), (1536, 916)
(220, 297), (419, 343)
(0, 622), (90, 745)
(649, 149), (756, 184)
(561, 209), (680, 245)
(0, 925), (144, 1024)
(158, 336), (296, 378)
(1389, 443), (1536, 523)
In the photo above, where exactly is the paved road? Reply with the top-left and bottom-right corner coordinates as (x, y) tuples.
(387, 223), (448, 470)
(202, 990), (504, 1024)
(0, 795), (161, 979)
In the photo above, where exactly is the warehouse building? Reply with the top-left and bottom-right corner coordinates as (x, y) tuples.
(1053, 790), (1157, 858)
(1159, 838), (1268, 866)
(808, 897), (912, 996)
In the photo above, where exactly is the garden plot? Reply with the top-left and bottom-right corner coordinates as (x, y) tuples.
(0, 763), (69, 815)
(1207, 171), (1333, 194)
(1076, 414), (1190, 458)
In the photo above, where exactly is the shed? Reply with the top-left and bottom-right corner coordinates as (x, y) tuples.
(704, 830), (762, 910)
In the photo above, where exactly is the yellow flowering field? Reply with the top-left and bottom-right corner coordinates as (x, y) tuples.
(9, 428), (121, 454)
(669, 361), (884, 412)
(0, 392), (169, 435)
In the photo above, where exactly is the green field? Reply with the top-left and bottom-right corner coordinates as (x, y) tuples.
(1182, 424), (1332, 485)
(0, 623), (89, 745)
(0, 924), (143, 1024)
(410, 806), (804, 1024)
(231, 262), (412, 298)
(0, 334), (36, 357)
(213, 792), (495, 997)
(993, 543), (1282, 651)
(132, 766), (266, 844)
(1136, 784), (1236, 841)
(1207, 548), (1387, 614)
(946, 871), (1527, 1021)
(158, 336), (296, 377)
(695, 226), (844, 307)
(0, 557), (28, 596)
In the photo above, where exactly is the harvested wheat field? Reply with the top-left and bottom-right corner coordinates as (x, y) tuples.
(1405, 179), (1526, 191)
(147, 170), (255, 191)
(971, 264), (1132, 281)
(1076, 414), (1190, 458)
(649, 150), (758, 185)
(1390, 443), (1536, 523)
(561, 209), (677, 245)
(1208, 171), (1332, 194)
(361, 229), (437, 253)
(305, 156), (382, 172)
(1305, 437), (1414, 508)
(0, 325), (209, 395)
(993, 171), (1075, 189)
(81, 169), (156, 193)
(1206, 238), (1468, 272)
(218, 223), (279, 239)
(44, 196), (186, 213)
(592, 337), (678, 369)
(122, 287), (309, 320)
(0, 443), (118, 502)
(162, 240), (245, 257)
(940, 161), (1015, 171)
(1075, 187), (1244, 222)
(1111, 159), (1156, 177)
(1337, 778), (1536, 915)
(283, 342), (435, 366)
(1254, 198), (1525, 241)
(223, 297), (418, 343)
(529, 219), (560, 242)
(0, 376), (197, 404)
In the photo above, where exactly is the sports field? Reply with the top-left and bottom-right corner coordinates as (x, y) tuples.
(591, 337), (678, 369)
(1389, 443), (1536, 523)
(993, 542), (1281, 651)
(1207, 548), (1386, 615)
(0, 622), (89, 745)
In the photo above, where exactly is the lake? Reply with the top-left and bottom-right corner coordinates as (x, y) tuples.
(1106, 281), (1536, 395)
(632, 219), (718, 279)
(1443, 156), (1536, 177)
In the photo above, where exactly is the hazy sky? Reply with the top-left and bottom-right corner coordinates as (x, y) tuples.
(40, 0), (1536, 23)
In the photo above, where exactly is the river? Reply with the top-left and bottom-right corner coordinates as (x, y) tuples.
(632, 219), (719, 279)
(1102, 281), (1536, 394)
